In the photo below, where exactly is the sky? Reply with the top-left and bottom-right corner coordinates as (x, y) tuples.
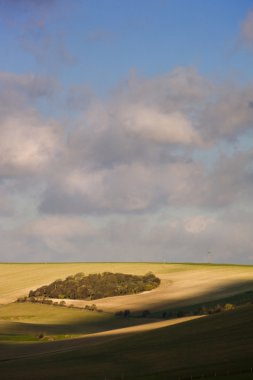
(0, 0), (253, 263)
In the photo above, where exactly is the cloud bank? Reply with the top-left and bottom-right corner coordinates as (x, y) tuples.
(0, 66), (253, 263)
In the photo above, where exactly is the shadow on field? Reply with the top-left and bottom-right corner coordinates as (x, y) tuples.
(0, 315), (155, 336)
(0, 305), (253, 380)
(0, 278), (253, 361)
(152, 278), (253, 313)
(93, 277), (253, 314)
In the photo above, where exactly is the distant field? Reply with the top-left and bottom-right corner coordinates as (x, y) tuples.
(0, 262), (172, 304)
(1, 263), (253, 312)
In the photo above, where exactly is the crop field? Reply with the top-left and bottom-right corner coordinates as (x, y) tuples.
(1, 262), (253, 309)
(0, 262), (175, 304)
(0, 262), (253, 379)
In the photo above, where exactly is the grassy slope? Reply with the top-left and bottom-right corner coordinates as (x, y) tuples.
(1, 263), (253, 379)
(0, 305), (253, 379)
(0, 302), (151, 341)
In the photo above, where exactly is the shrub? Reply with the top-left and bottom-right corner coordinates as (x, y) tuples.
(224, 303), (235, 311)
(141, 310), (150, 318)
(115, 311), (123, 317)
(16, 296), (27, 303)
(123, 309), (130, 317)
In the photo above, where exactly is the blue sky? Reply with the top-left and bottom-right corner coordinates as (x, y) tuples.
(0, 0), (253, 263)
(1, 0), (253, 89)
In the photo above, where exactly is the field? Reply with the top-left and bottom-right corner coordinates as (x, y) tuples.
(0, 262), (253, 379)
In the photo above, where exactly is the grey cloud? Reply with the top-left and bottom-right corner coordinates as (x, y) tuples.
(143, 211), (253, 264)
(67, 120), (179, 170)
(1, 67), (253, 263)
(0, 72), (59, 119)
(39, 165), (167, 215)
(240, 9), (253, 47)
(0, 191), (15, 217)
(36, 68), (253, 216)
(66, 67), (253, 174)
(63, 68), (210, 168)
(39, 145), (253, 216)
(200, 83), (253, 142)
(1, 210), (253, 263)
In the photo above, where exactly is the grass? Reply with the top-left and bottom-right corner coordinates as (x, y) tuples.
(0, 304), (253, 379)
(0, 302), (150, 341)
(0, 262), (253, 379)
(151, 289), (253, 317)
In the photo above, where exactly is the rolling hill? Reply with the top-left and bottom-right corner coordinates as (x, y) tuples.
(0, 262), (253, 379)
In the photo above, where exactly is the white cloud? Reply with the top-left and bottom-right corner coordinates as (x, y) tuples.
(0, 114), (61, 175)
(184, 215), (216, 234)
(0, 67), (253, 262)
(123, 107), (202, 145)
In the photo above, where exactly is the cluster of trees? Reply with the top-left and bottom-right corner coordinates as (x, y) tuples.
(195, 303), (235, 315)
(28, 271), (160, 301)
(17, 296), (103, 312)
(17, 296), (66, 307)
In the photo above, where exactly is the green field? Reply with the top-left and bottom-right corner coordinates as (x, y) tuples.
(0, 305), (253, 379)
(0, 302), (146, 341)
(0, 262), (253, 379)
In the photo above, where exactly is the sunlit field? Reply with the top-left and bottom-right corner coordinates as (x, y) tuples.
(1, 262), (253, 311)
(0, 263), (253, 379)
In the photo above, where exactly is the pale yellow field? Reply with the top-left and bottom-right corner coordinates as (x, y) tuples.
(0, 262), (169, 304)
(1, 263), (253, 313)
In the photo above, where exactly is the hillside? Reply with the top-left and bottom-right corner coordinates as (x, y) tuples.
(1, 263), (253, 313)
(0, 263), (253, 379)
(0, 305), (253, 379)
